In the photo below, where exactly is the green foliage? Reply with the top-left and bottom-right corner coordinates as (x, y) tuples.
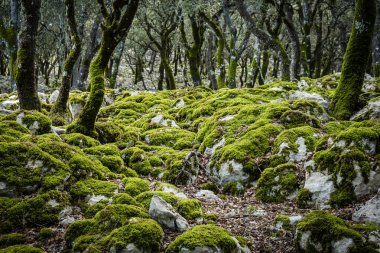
(38, 228), (54, 241)
(0, 245), (45, 253)
(122, 177), (150, 197)
(0, 233), (27, 248)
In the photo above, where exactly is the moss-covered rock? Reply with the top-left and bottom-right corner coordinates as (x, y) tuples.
(3, 110), (52, 135)
(70, 179), (118, 202)
(61, 133), (100, 148)
(0, 142), (71, 197)
(135, 191), (179, 209)
(166, 224), (248, 253)
(122, 177), (150, 197)
(256, 164), (299, 203)
(0, 245), (45, 253)
(295, 211), (364, 253)
(0, 233), (27, 248)
(0, 120), (30, 142)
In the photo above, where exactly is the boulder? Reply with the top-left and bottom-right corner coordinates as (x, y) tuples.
(352, 189), (380, 226)
(149, 195), (189, 232)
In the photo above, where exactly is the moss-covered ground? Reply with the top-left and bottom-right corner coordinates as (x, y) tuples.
(0, 76), (379, 252)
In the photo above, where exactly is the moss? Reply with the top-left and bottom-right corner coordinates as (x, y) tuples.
(0, 233), (27, 248)
(296, 211), (364, 253)
(274, 215), (292, 230)
(3, 110), (52, 135)
(142, 127), (196, 150)
(178, 199), (203, 220)
(135, 191), (178, 209)
(0, 245), (45, 253)
(99, 155), (123, 172)
(330, 0), (376, 119)
(166, 224), (237, 253)
(112, 193), (140, 207)
(200, 181), (218, 192)
(70, 179), (118, 200)
(122, 177), (150, 197)
(223, 182), (245, 196)
(68, 154), (105, 180)
(72, 235), (99, 252)
(280, 110), (321, 128)
(84, 144), (120, 156)
(93, 204), (149, 231)
(64, 219), (97, 244)
(118, 167), (138, 177)
(256, 164), (298, 203)
(295, 188), (313, 208)
(61, 133), (100, 148)
(7, 190), (70, 228)
(38, 228), (54, 241)
(101, 218), (163, 252)
(154, 182), (178, 192)
(0, 120), (30, 142)
(0, 142), (71, 196)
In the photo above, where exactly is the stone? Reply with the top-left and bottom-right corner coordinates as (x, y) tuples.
(69, 103), (84, 121)
(48, 90), (60, 104)
(304, 171), (335, 209)
(87, 195), (109, 205)
(218, 115), (236, 122)
(195, 190), (221, 201)
(110, 243), (146, 253)
(175, 99), (186, 108)
(150, 114), (180, 129)
(351, 98), (380, 121)
(352, 189), (380, 226)
(217, 160), (249, 186)
(332, 238), (355, 253)
(1, 100), (19, 110)
(149, 195), (189, 232)
(289, 90), (330, 109)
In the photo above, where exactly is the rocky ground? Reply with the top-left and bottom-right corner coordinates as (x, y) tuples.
(0, 74), (380, 253)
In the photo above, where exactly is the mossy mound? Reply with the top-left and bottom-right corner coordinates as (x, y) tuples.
(61, 133), (100, 148)
(0, 233), (27, 248)
(166, 224), (248, 253)
(295, 211), (364, 253)
(256, 164), (299, 203)
(0, 142), (71, 197)
(0, 120), (30, 142)
(3, 110), (52, 135)
(0, 245), (45, 253)
(122, 177), (150, 197)
(2, 190), (70, 230)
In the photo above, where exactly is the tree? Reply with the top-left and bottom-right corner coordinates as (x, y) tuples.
(67, 0), (140, 136)
(330, 0), (377, 119)
(51, 0), (82, 123)
(15, 0), (42, 110)
(373, 0), (380, 77)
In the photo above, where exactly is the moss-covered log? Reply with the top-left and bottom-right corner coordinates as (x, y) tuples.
(330, 0), (377, 119)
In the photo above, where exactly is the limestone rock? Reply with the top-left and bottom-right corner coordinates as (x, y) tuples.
(303, 171), (335, 209)
(352, 189), (380, 226)
(149, 195), (189, 232)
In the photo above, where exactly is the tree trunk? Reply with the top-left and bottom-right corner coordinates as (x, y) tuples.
(16, 0), (41, 111)
(259, 50), (270, 85)
(330, 0), (376, 119)
(161, 51), (176, 90)
(158, 60), (164, 90)
(206, 32), (218, 90)
(110, 39), (126, 88)
(52, 0), (82, 121)
(373, 0), (380, 77)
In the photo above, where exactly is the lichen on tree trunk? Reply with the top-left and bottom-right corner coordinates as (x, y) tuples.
(330, 0), (376, 120)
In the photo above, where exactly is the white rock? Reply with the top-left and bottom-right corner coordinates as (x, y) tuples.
(289, 215), (303, 225)
(87, 195), (109, 205)
(332, 238), (355, 253)
(149, 195), (189, 232)
(69, 103), (84, 121)
(0, 182), (6, 190)
(175, 99), (186, 108)
(1, 99), (19, 110)
(289, 91), (330, 109)
(304, 171), (335, 209)
(297, 80), (309, 90)
(110, 243), (146, 253)
(195, 190), (221, 201)
(352, 189), (380, 225)
(351, 98), (380, 121)
(218, 160), (248, 186)
(204, 138), (225, 156)
(49, 90), (60, 104)
(253, 209), (267, 217)
(47, 199), (59, 208)
(218, 115), (236, 122)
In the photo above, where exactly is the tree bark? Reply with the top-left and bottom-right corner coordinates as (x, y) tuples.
(52, 0), (82, 120)
(330, 0), (376, 119)
(15, 0), (41, 111)
(373, 0), (380, 77)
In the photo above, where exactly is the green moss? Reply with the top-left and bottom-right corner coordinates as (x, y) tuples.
(223, 182), (245, 196)
(118, 167), (138, 177)
(178, 199), (203, 220)
(273, 126), (317, 155)
(274, 215), (292, 230)
(280, 110), (321, 128)
(84, 144), (120, 156)
(72, 235), (99, 252)
(200, 181), (218, 192)
(295, 188), (313, 208)
(0, 142), (71, 196)
(0, 120), (30, 142)
(61, 133), (100, 148)
(256, 164), (298, 203)
(166, 224), (237, 253)
(122, 177), (150, 197)
(135, 191), (178, 209)
(296, 211), (364, 252)
(0, 233), (27, 248)
(101, 218), (163, 252)
(154, 182), (178, 192)
(38, 228), (54, 241)
(7, 190), (70, 228)
(93, 204), (149, 231)
(142, 127), (195, 150)
(83, 203), (108, 218)
(70, 179), (118, 200)
(3, 110), (52, 135)
(64, 219), (97, 244)
(0, 245), (45, 253)
(99, 155), (123, 172)
(112, 193), (140, 207)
